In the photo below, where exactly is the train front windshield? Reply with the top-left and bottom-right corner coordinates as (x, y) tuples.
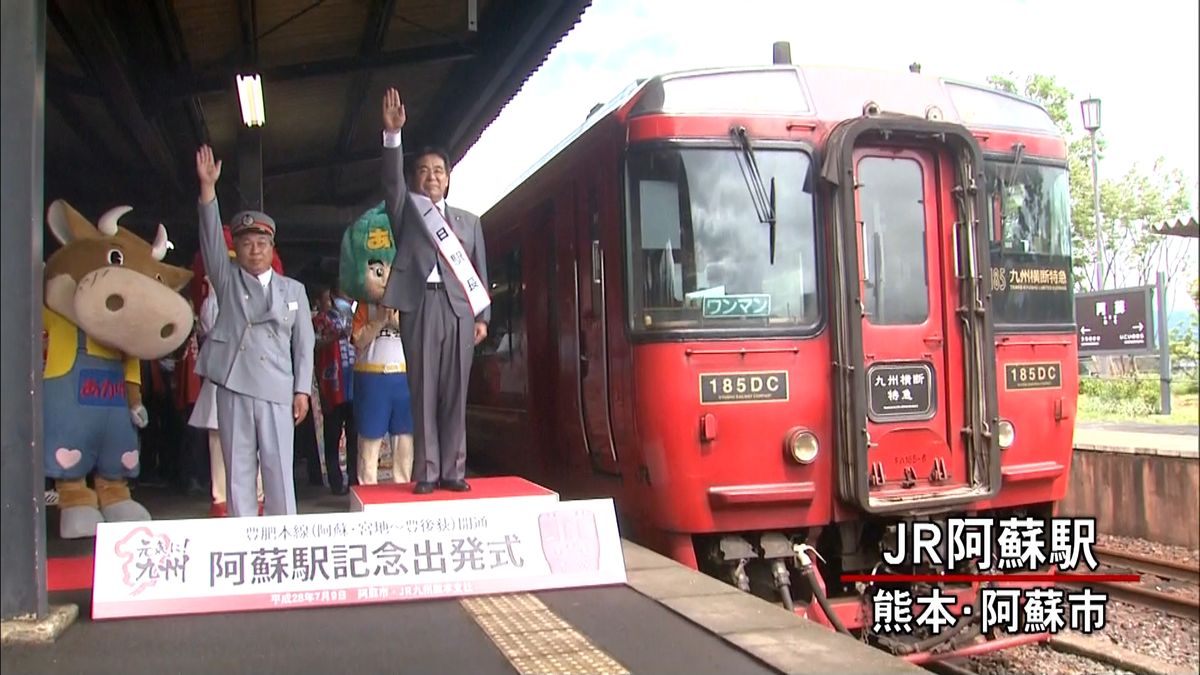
(624, 146), (819, 334)
(984, 161), (1074, 329)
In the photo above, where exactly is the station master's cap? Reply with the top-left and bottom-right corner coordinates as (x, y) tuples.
(229, 210), (276, 239)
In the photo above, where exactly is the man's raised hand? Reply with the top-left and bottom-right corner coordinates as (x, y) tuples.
(195, 145), (222, 203)
(382, 87), (406, 133)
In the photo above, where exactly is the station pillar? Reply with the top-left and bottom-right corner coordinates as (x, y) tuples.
(1, 0), (48, 624)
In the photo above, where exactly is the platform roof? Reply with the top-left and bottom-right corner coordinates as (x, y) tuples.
(43, 0), (590, 260)
(1151, 216), (1200, 238)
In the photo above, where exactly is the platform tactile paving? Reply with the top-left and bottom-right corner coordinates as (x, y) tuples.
(461, 594), (630, 674)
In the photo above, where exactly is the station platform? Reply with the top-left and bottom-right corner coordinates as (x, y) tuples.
(1066, 421), (1199, 549)
(5, 480), (921, 674)
(1074, 421), (1199, 458)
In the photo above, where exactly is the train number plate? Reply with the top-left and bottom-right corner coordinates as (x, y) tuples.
(1004, 362), (1062, 390)
(699, 371), (789, 404)
(867, 362), (936, 422)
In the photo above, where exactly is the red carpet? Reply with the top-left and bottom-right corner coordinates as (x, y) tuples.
(48, 556), (94, 591)
(351, 476), (558, 509)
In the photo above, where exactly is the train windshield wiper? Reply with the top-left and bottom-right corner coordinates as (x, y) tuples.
(1004, 141), (1026, 183)
(730, 126), (778, 264)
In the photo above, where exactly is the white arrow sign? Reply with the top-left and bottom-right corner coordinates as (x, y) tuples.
(1080, 326), (1091, 335)
(1132, 321), (1144, 332)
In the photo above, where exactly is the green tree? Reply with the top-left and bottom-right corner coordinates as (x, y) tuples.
(989, 73), (1197, 299)
(989, 73), (1100, 289)
(1169, 312), (1198, 387)
(1099, 160), (1194, 290)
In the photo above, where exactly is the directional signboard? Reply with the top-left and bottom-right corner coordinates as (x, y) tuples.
(1074, 286), (1157, 356)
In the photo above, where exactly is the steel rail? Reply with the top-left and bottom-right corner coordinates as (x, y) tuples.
(1091, 545), (1200, 585)
(1061, 580), (1200, 622)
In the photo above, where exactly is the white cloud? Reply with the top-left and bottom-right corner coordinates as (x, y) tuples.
(452, 0), (1199, 216)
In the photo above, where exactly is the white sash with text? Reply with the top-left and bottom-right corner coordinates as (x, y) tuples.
(411, 193), (491, 317)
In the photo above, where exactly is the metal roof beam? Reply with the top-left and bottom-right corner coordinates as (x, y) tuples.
(168, 42), (473, 99)
(427, 0), (569, 161)
(47, 65), (99, 95)
(150, 0), (211, 147)
(47, 0), (184, 197)
(331, 0), (399, 196)
(265, 149), (380, 178)
(238, 0), (259, 67)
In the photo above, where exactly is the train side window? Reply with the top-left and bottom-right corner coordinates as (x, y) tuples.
(983, 161), (1074, 328)
(639, 179), (685, 303)
(857, 156), (930, 326)
(480, 249), (522, 357)
(624, 146), (819, 334)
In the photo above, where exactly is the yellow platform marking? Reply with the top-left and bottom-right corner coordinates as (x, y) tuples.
(461, 594), (630, 675)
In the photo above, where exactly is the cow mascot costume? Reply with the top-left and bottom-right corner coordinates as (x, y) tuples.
(188, 226), (283, 516)
(339, 203), (415, 484)
(42, 201), (193, 539)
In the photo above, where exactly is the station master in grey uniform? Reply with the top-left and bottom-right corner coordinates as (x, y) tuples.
(193, 145), (315, 517)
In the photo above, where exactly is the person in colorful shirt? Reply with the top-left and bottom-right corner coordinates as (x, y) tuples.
(313, 283), (358, 495)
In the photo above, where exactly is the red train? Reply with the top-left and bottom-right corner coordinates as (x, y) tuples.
(466, 61), (1077, 661)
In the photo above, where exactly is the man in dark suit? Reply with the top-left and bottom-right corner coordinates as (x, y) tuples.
(378, 87), (490, 495)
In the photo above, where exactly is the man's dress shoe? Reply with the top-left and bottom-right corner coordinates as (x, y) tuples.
(413, 481), (436, 495)
(440, 479), (471, 492)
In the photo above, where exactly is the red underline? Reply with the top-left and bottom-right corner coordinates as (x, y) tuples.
(840, 574), (1140, 583)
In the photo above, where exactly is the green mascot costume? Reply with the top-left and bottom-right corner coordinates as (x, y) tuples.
(339, 203), (415, 484)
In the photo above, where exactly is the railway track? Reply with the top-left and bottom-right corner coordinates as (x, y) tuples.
(1064, 545), (1200, 621)
(924, 659), (976, 675)
(1091, 545), (1200, 585)
(921, 547), (1200, 674)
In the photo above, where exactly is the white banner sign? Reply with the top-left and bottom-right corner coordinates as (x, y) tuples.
(92, 498), (626, 619)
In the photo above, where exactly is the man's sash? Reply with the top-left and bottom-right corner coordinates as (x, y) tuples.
(409, 192), (491, 318)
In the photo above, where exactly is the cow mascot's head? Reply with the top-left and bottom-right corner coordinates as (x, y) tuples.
(43, 200), (193, 539)
(339, 202), (394, 304)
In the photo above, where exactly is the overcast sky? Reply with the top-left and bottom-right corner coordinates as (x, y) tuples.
(451, 0), (1200, 217)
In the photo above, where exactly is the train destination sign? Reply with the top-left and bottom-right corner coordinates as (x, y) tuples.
(867, 362), (935, 422)
(991, 264), (1071, 293)
(701, 294), (771, 318)
(1074, 287), (1155, 356)
(700, 371), (789, 404)
(1004, 362), (1062, 391)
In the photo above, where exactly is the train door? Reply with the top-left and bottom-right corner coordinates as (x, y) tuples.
(521, 217), (559, 483)
(852, 147), (969, 498)
(538, 197), (590, 480)
(575, 170), (620, 475)
(827, 118), (1004, 514)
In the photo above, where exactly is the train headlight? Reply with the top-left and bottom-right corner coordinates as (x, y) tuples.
(785, 428), (819, 464)
(997, 420), (1015, 449)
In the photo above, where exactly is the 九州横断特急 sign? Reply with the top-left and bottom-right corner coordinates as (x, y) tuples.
(91, 497), (626, 619)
